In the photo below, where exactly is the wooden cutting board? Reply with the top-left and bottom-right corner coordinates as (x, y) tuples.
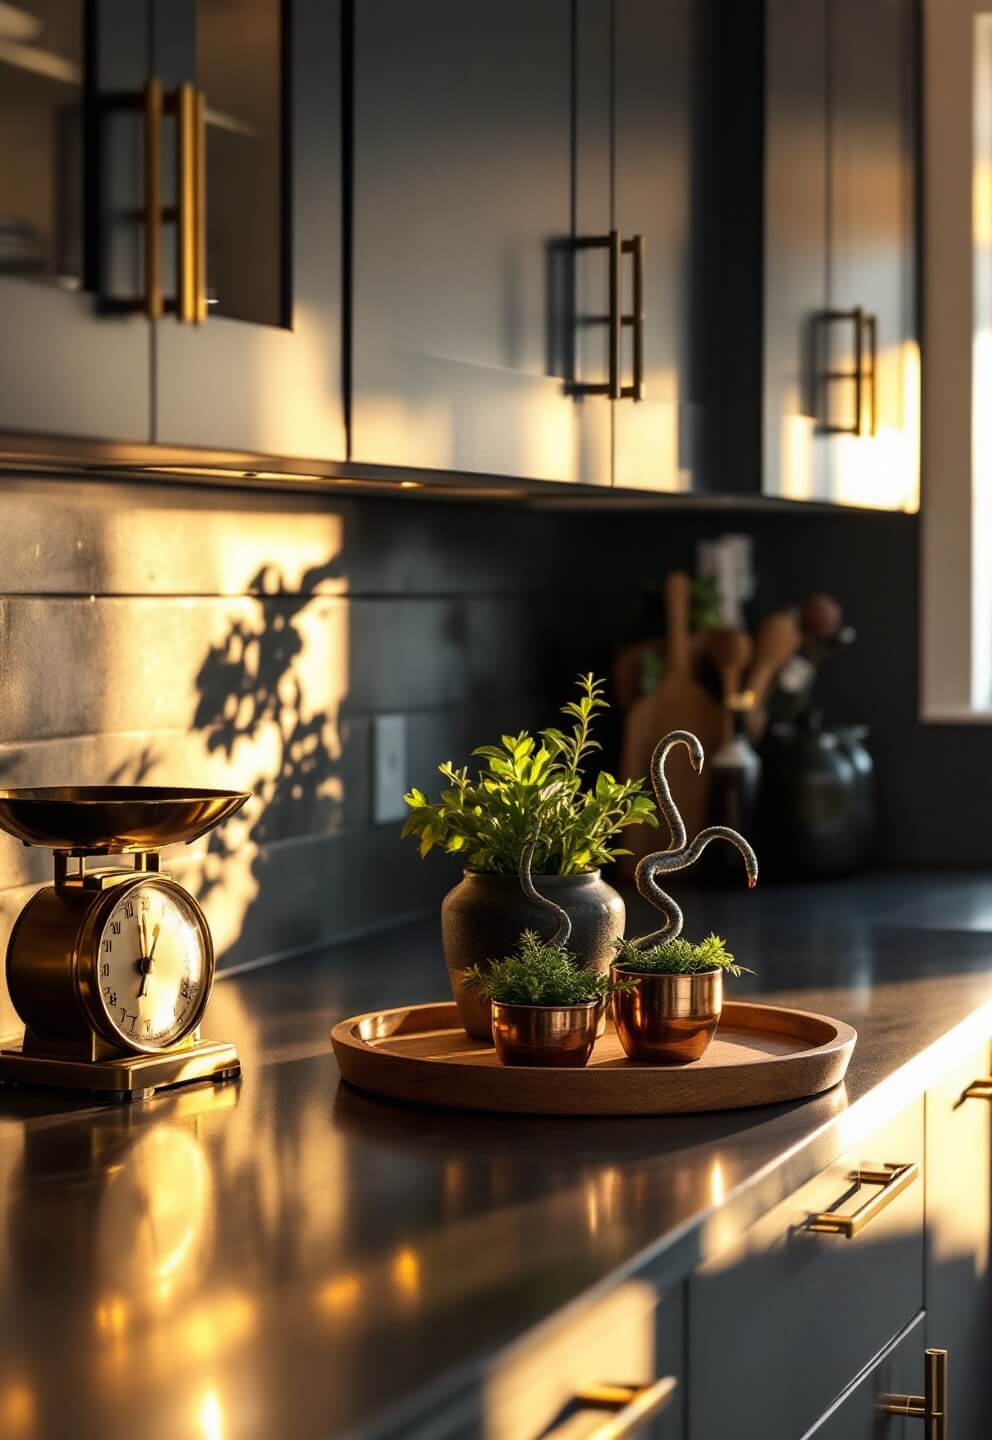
(619, 572), (723, 861)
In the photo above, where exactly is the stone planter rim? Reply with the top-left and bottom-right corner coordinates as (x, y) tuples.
(461, 866), (603, 885)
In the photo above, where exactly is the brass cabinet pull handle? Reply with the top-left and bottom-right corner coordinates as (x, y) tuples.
(177, 84), (207, 324)
(964, 1076), (992, 1100)
(194, 87), (207, 322)
(819, 306), (877, 435)
(542, 1378), (676, 1440)
(620, 234), (644, 401)
(143, 78), (164, 319)
(807, 1161), (918, 1238)
(878, 1349), (947, 1440)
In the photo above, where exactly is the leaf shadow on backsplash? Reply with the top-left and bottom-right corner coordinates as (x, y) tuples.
(187, 555), (350, 962)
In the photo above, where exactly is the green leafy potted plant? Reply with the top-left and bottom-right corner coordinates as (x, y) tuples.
(467, 931), (633, 1067)
(403, 675), (658, 1040)
(611, 934), (748, 1064)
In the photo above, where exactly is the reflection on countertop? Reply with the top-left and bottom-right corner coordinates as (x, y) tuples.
(2, 871), (992, 1439)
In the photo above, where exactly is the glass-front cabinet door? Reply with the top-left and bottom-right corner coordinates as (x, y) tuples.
(0, 0), (151, 440)
(0, 0), (344, 461)
(153, 0), (345, 459)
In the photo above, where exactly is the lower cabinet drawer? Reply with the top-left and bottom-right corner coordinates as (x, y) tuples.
(480, 1277), (684, 1440)
(807, 1312), (929, 1437)
(689, 1098), (924, 1440)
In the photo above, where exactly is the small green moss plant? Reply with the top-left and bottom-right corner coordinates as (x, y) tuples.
(466, 931), (635, 1007)
(613, 932), (750, 978)
(401, 674), (657, 875)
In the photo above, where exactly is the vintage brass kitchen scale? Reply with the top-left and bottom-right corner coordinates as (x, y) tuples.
(0, 787), (249, 1102)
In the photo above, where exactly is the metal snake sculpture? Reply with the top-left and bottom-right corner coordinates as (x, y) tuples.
(631, 730), (759, 949)
(518, 831), (572, 945)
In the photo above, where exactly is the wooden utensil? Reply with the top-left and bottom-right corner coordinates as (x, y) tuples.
(746, 609), (803, 742)
(619, 572), (723, 860)
(706, 628), (754, 743)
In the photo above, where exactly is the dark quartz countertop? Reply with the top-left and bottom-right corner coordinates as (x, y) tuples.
(3, 871), (992, 1439)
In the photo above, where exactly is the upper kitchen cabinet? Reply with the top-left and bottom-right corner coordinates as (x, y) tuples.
(763, 0), (919, 509)
(0, 0), (345, 461)
(351, 0), (611, 486)
(0, 0), (151, 441)
(612, 0), (697, 493)
(152, 0), (345, 459)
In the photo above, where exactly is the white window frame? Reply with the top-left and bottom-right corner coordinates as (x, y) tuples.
(922, 0), (992, 719)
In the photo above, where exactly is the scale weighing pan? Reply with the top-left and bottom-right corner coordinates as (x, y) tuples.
(0, 787), (250, 852)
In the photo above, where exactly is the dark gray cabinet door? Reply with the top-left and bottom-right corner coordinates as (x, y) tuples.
(153, 0), (345, 460)
(613, 0), (696, 493)
(0, 0), (151, 441)
(925, 1041), (992, 1438)
(763, 0), (918, 510)
(806, 1313), (922, 1437)
(824, 0), (918, 509)
(763, 0), (829, 502)
(352, 0), (611, 485)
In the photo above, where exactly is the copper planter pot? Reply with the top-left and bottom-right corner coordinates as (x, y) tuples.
(490, 999), (603, 1067)
(611, 966), (723, 1064)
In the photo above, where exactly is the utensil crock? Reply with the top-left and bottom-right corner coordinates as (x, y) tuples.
(611, 966), (723, 1064)
(490, 998), (603, 1067)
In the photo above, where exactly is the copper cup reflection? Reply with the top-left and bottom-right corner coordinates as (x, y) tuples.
(490, 999), (603, 1067)
(611, 967), (723, 1064)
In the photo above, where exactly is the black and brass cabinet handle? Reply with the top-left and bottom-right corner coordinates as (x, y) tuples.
(543, 1378), (677, 1440)
(878, 1349), (947, 1440)
(807, 1160), (918, 1237)
(119, 79), (207, 323)
(820, 305), (877, 436)
(573, 231), (644, 401)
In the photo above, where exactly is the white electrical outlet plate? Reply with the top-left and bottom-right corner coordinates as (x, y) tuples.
(372, 714), (408, 825)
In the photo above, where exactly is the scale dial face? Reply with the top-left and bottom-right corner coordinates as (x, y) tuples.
(91, 879), (212, 1053)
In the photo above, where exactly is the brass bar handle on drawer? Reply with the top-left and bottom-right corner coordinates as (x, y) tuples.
(878, 1348), (947, 1440)
(807, 1161), (918, 1238)
(177, 84), (207, 324)
(620, 234), (644, 401)
(964, 1076), (992, 1100)
(546, 1378), (676, 1440)
(144, 78), (164, 319)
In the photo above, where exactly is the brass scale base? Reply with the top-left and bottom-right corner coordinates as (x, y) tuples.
(0, 786), (248, 1103)
(0, 1037), (241, 1104)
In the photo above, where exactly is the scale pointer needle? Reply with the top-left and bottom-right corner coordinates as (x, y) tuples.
(137, 922), (160, 999)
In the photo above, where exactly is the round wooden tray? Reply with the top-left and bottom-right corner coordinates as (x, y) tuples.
(330, 1000), (857, 1116)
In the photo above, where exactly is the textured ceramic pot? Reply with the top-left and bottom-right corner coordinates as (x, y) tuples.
(442, 869), (625, 1041)
(491, 999), (603, 1068)
(611, 966), (723, 1064)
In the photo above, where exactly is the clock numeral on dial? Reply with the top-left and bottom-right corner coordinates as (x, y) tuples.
(104, 987), (117, 1006)
(111, 921), (122, 935)
(102, 939), (112, 953)
(123, 900), (134, 920)
(101, 962), (110, 977)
